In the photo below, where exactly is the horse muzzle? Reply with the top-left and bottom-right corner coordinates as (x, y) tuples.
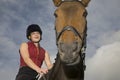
(58, 41), (81, 65)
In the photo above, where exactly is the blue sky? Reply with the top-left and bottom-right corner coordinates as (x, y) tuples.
(0, 0), (120, 80)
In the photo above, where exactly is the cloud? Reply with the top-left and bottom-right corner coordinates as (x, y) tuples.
(0, 36), (19, 67)
(87, 0), (120, 42)
(86, 29), (120, 57)
(0, 36), (19, 80)
(0, 68), (17, 80)
(85, 42), (120, 80)
(85, 0), (120, 57)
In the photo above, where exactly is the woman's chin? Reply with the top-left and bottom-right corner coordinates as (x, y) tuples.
(32, 40), (40, 43)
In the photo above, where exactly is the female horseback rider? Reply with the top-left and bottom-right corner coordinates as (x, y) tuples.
(15, 24), (53, 80)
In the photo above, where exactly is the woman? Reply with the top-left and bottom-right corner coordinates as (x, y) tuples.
(16, 24), (53, 80)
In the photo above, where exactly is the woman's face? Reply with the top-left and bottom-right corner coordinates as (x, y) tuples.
(30, 31), (41, 42)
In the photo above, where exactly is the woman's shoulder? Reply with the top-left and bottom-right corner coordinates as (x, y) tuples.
(21, 42), (28, 45)
(20, 42), (28, 48)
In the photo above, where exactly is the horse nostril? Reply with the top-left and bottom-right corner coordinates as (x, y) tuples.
(59, 42), (65, 52)
(72, 42), (78, 52)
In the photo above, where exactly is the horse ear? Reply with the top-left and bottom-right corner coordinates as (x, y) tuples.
(81, 0), (91, 7)
(53, 0), (62, 7)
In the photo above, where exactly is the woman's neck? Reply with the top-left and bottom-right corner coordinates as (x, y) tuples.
(34, 43), (39, 47)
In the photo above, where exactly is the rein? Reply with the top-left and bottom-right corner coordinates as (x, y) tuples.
(36, 74), (46, 80)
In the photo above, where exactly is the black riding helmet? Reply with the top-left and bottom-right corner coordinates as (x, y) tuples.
(26, 24), (42, 40)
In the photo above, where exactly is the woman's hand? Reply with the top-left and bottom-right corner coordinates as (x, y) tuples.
(37, 68), (48, 74)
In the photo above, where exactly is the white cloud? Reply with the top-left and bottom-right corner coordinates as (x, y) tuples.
(0, 67), (17, 80)
(86, 29), (120, 57)
(91, 30), (120, 47)
(98, 30), (120, 45)
(0, 36), (20, 80)
(85, 42), (120, 80)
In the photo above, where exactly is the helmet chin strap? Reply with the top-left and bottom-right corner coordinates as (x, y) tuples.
(32, 40), (40, 43)
(30, 39), (40, 43)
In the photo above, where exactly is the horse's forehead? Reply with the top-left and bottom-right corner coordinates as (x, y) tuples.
(54, 1), (87, 34)
(56, 2), (86, 13)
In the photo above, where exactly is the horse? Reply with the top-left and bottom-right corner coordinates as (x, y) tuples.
(40, 0), (90, 80)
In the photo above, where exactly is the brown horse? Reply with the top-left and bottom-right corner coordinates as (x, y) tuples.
(39, 0), (90, 80)
(53, 0), (90, 65)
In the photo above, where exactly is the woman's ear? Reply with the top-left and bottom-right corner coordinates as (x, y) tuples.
(28, 36), (31, 39)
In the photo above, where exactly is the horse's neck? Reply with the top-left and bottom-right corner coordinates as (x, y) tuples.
(51, 54), (67, 80)
(50, 54), (82, 80)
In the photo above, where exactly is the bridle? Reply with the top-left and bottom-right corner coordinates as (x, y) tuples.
(55, 25), (87, 70)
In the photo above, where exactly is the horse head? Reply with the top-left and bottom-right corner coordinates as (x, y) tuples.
(53, 0), (90, 66)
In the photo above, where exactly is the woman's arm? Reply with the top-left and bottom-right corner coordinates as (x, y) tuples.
(20, 42), (48, 74)
(44, 51), (53, 70)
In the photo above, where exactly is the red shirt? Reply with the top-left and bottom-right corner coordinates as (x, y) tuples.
(20, 41), (45, 67)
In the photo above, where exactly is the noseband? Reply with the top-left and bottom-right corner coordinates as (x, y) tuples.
(57, 26), (83, 42)
(56, 25), (86, 47)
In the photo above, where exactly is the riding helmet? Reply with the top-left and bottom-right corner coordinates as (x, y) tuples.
(26, 24), (42, 40)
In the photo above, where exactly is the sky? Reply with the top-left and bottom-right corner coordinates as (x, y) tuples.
(0, 0), (120, 80)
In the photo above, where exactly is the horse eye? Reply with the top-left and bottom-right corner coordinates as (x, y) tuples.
(83, 11), (88, 17)
(54, 13), (58, 18)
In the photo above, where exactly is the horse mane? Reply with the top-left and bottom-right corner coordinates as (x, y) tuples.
(40, 52), (85, 80)
(49, 54), (61, 80)
(40, 53), (61, 80)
